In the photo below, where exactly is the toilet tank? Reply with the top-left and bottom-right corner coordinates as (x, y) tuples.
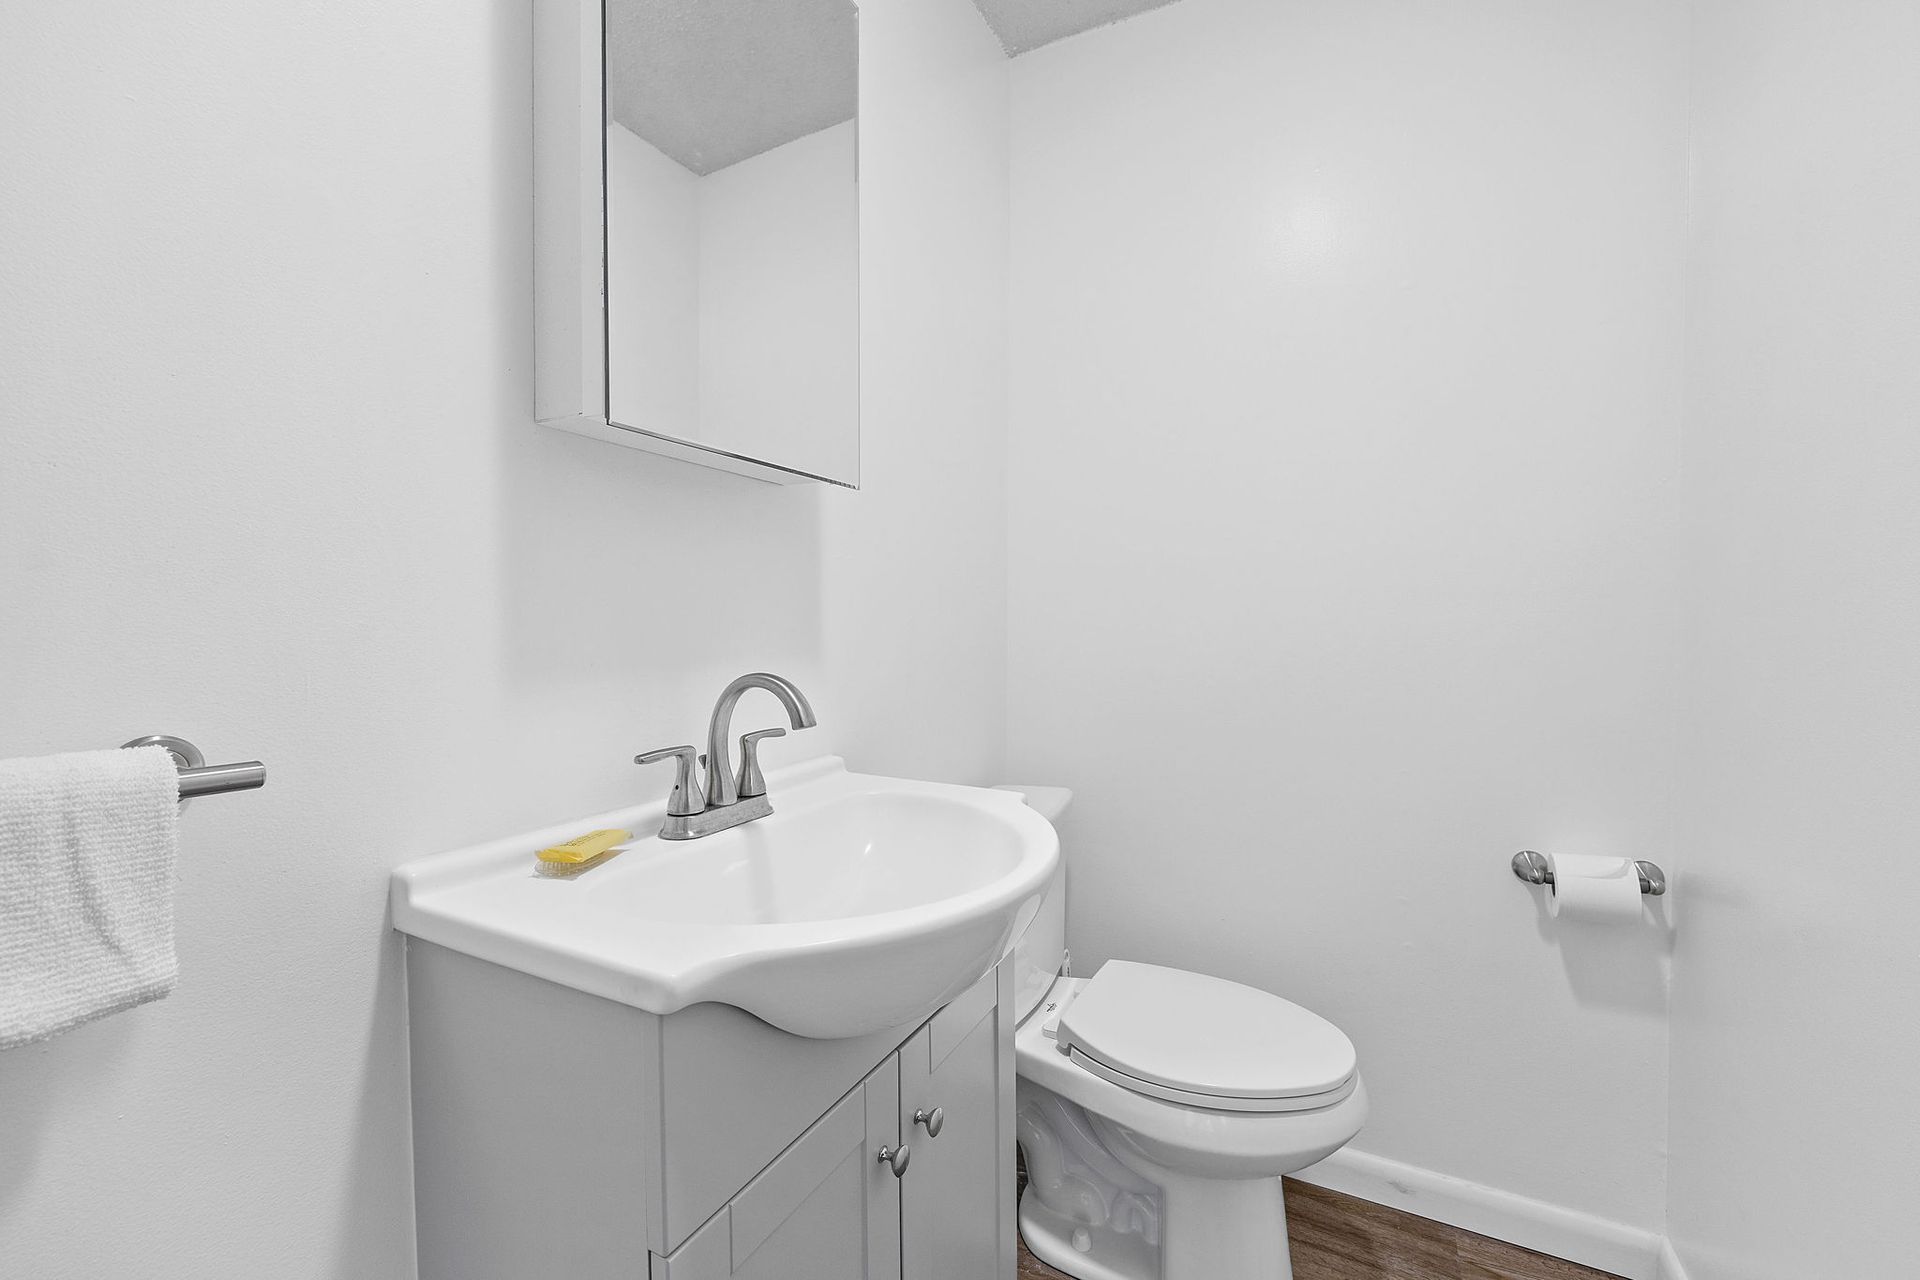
(994, 785), (1072, 1023)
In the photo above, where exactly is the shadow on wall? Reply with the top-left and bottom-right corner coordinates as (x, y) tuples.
(330, 928), (419, 1280)
(494, 429), (828, 696)
(1525, 880), (1672, 1017)
(483, 0), (833, 747)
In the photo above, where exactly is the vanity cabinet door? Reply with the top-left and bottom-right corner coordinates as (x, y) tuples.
(653, 1054), (903, 1280)
(900, 967), (1016, 1280)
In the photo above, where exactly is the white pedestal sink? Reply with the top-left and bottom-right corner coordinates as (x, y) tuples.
(390, 756), (1059, 1038)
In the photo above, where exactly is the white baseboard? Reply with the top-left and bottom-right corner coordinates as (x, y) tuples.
(1291, 1147), (1666, 1280)
(1656, 1239), (1691, 1280)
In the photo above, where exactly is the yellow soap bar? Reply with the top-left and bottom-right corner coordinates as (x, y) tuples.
(536, 828), (631, 870)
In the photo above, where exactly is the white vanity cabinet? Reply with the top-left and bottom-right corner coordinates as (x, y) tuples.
(406, 940), (1017, 1280)
(653, 1058), (901, 1280)
(901, 974), (1013, 1280)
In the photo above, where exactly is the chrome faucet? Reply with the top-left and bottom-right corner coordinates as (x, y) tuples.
(635, 672), (818, 840)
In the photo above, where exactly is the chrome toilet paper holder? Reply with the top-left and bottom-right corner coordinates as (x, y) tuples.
(1511, 850), (1666, 897)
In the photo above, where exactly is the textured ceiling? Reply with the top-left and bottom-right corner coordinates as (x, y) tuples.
(970, 0), (1185, 55)
(606, 0), (856, 176)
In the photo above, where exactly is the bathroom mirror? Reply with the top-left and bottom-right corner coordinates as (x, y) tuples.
(535, 0), (859, 487)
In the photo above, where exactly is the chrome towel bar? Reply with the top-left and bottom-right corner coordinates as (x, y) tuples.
(121, 736), (266, 799)
(1511, 849), (1665, 897)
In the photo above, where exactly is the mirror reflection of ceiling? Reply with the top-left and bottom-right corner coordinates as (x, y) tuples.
(604, 0), (1188, 176)
(972, 0), (1184, 55)
(607, 0), (857, 177)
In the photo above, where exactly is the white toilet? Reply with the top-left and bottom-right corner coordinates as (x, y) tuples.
(1000, 786), (1367, 1280)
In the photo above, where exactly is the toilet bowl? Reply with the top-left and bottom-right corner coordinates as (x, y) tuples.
(997, 786), (1366, 1280)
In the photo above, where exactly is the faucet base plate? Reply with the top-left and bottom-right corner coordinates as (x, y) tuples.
(660, 794), (773, 841)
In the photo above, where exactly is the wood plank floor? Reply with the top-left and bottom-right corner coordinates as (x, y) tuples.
(1016, 1179), (1627, 1280)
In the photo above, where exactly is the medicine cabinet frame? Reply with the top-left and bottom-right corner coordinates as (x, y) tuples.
(533, 0), (860, 488)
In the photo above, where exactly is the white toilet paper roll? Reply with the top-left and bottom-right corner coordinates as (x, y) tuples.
(1545, 853), (1644, 923)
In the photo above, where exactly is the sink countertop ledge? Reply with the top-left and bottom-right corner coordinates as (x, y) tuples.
(389, 757), (1060, 1040)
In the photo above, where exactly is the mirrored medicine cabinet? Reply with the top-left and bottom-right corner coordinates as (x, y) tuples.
(535, 0), (859, 486)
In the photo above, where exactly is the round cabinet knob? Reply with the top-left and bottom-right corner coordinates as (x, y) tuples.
(877, 1144), (911, 1178)
(913, 1107), (944, 1139)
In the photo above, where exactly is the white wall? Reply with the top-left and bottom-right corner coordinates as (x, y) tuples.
(1666, 2), (1920, 1277)
(25, 0), (1913, 1269)
(823, 0), (1009, 777)
(0, 0), (1005, 1275)
(1005, 0), (1689, 1233)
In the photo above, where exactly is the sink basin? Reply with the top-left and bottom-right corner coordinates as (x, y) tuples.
(390, 757), (1059, 1039)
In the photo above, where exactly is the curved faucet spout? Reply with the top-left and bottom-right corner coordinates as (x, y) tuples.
(704, 673), (817, 807)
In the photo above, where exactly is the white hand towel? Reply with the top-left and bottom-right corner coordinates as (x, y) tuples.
(0, 745), (180, 1048)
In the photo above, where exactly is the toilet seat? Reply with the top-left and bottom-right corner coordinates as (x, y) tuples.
(1056, 961), (1357, 1113)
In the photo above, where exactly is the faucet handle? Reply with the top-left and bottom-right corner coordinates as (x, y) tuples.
(635, 745), (706, 817)
(734, 728), (786, 799)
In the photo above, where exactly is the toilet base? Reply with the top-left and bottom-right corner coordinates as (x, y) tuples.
(1019, 1175), (1294, 1280)
(1155, 1170), (1291, 1278)
(1019, 1190), (1159, 1280)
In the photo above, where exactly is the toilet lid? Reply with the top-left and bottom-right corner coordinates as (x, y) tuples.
(1057, 961), (1357, 1108)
